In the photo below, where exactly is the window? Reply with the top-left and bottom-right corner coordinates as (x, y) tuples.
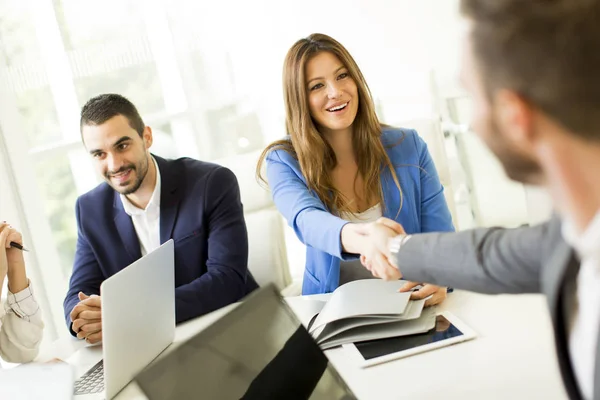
(0, 0), (272, 339)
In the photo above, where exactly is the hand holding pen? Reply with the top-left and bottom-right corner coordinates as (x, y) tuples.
(0, 222), (30, 293)
(0, 221), (28, 251)
(9, 241), (28, 251)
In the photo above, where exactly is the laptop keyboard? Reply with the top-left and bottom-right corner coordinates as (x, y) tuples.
(74, 359), (104, 395)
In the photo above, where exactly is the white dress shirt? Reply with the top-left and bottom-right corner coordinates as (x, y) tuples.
(120, 157), (161, 256)
(563, 209), (600, 400)
(0, 280), (44, 364)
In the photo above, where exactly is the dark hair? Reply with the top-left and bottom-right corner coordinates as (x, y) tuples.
(461, 0), (600, 139)
(80, 93), (145, 137)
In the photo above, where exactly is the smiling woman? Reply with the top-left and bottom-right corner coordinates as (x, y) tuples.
(305, 52), (360, 138)
(256, 33), (455, 297)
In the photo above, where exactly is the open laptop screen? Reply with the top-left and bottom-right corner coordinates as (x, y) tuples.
(134, 285), (356, 400)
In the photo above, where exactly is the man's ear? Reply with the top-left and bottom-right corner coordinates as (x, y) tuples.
(493, 89), (536, 147)
(142, 126), (153, 149)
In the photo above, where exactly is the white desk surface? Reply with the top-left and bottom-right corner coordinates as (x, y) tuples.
(40, 290), (568, 400)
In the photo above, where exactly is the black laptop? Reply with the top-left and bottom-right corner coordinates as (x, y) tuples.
(134, 285), (357, 400)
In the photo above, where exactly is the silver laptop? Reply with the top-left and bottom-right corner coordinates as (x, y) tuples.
(67, 239), (175, 399)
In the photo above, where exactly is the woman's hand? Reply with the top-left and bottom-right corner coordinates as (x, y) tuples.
(399, 281), (447, 307)
(0, 222), (19, 278)
(0, 222), (28, 293)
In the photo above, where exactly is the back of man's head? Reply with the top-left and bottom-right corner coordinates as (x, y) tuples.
(461, 0), (600, 140)
(80, 94), (145, 138)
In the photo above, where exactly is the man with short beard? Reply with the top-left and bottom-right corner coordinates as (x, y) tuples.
(64, 93), (258, 343)
(364, 1), (600, 399)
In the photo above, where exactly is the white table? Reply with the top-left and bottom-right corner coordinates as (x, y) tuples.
(288, 291), (568, 400)
(41, 290), (568, 399)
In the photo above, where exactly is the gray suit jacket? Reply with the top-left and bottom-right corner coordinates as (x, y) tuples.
(398, 216), (592, 400)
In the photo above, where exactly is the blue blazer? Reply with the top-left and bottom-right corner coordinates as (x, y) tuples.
(63, 155), (258, 334)
(266, 127), (455, 295)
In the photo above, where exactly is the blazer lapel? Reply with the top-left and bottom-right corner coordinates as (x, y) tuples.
(113, 192), (142, 261)
(156, 156), (182, 243)
(544, 242), (583, 400)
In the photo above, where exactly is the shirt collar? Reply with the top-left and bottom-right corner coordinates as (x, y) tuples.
(120, 156), (161, 216)
(562, 208), (600, 259)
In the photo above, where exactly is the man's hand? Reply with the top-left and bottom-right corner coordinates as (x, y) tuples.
(399, 281), (447, 307)
(70, 292), (103, 344)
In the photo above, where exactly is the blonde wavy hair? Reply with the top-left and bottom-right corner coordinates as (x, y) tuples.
(257, 33), (402, 216)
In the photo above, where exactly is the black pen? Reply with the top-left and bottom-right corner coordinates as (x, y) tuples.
(9, 242), (29, 252)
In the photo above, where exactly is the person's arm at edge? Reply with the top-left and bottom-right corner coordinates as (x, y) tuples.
(396, 219), (556, 294)
(0, 284), (44, 363)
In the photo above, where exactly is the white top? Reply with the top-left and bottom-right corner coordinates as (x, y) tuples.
(0, 280), (44, 364)
(339, 203), (383, 224)
(120, 157), (161, 256)
(563, 209), (600, 400)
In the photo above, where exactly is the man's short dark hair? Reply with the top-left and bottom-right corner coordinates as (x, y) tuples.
(80, 94), (145, 137)
(461, 0), (600, 140)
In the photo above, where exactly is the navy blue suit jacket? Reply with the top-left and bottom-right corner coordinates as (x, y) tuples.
(63, 155), (258, 334)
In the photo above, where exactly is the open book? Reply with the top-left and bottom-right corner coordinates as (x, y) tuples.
(305, 280), (437, 350)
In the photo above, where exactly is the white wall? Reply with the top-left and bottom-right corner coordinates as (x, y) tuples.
(168, 0), (463, 143)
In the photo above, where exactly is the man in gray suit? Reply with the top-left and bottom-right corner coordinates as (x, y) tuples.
(362, 1), (600, 399)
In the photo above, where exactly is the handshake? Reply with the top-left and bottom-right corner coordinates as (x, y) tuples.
(341, 217), (446, 307)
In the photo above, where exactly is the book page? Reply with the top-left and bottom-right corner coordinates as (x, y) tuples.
(315, 299), (425, 343)
(319, 307), (437, 350)
(310, 280), (411, 333)
(286, 298), (327, 328)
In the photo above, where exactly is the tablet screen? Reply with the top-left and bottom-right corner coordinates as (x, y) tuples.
(354, 315), (463, 360)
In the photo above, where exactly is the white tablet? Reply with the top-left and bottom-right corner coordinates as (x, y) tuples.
(342, 311), (476, 368)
